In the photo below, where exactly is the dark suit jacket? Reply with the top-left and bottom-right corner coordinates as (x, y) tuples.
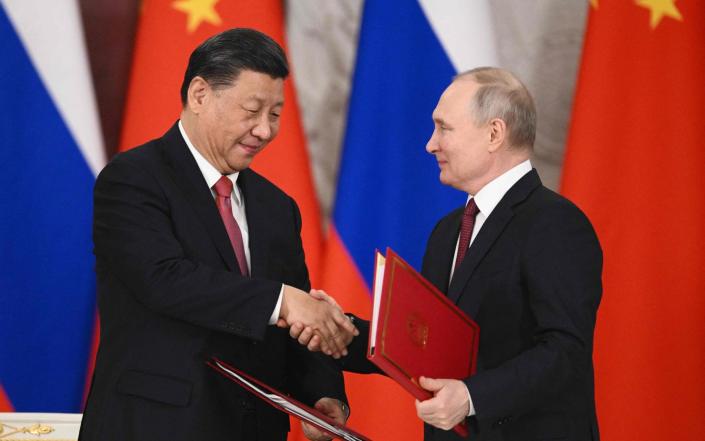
(341, 170), (601, 441)
(79, 123), (346, 441)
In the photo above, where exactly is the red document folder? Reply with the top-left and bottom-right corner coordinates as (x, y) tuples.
(368, 248), (480, 437)
(207, 357), (371, 441)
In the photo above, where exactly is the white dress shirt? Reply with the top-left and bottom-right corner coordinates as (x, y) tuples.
(179, 121), (283, 324)
(451, 159), (532, 416)
(449, 160), (532, 281)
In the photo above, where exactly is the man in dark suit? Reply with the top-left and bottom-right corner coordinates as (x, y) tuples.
(80, 28), (356, 441)
(294, 67), (602, 441)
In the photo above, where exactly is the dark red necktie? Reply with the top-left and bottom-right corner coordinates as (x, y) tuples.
(454, 199), (480, 270)
(213, 176), (249, 276)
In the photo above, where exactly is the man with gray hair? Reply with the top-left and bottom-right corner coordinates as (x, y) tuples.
(294, 67), (602, 440)
(414, 66), (602, 440)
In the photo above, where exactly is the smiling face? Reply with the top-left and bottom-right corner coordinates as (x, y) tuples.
(426, 78), (493, 194)
(185, 69), (284, 173)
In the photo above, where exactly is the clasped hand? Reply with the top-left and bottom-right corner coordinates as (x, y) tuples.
(278, 286), (358, 358)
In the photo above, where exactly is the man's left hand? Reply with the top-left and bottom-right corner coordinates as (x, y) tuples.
(415, 377), (469, 430)
(301, 397), (348, 441)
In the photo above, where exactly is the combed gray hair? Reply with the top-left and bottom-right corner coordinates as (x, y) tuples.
(456, 67), (536, 150)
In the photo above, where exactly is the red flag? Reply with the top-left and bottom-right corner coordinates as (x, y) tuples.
(88, 3), (324, 438)
(561, 2), (705, 440)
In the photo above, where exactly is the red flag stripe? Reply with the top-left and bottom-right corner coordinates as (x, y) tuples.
(0, 384), (13, 411)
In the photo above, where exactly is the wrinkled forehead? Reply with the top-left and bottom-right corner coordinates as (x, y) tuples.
(228, 71), (285, 105)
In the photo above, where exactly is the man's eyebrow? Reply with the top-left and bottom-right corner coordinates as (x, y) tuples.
(245, 95), (284, 107)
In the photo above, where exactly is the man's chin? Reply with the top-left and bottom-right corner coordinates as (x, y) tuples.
(438, 172), (451, 186)
(439, 174), (464, 192)
(226, 157), (253, 173)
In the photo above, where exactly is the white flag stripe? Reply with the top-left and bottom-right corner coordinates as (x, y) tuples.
(418, 0), (498, 72)
(1, 0), (105, 176)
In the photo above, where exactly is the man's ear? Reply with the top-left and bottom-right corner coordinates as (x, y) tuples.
(487, 118), (507, 153)
(186, 76), (209, 114)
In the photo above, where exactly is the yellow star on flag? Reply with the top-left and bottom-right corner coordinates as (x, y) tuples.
(172, 0), (222, 33)
(590, 0), (599, 9)
(635, 0), (683, 29)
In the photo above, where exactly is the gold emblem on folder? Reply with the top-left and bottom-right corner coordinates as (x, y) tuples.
(406, 312), (429, 349)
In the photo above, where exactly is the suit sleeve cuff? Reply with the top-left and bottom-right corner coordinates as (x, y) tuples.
(268, 285), (284, 325)
(465, 383), (476, 416)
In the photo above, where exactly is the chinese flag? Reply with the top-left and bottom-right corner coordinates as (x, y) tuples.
(561, 1), (705, 440)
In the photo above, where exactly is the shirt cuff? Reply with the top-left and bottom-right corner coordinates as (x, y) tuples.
(268, 285), (284, 325)
(465, 383), (476, 416)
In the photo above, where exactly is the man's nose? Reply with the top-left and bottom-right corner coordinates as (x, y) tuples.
(426, 131), (438, 154)
(251, 114), (272, 140)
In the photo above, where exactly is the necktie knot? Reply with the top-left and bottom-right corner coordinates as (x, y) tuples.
(213, 176), (233, 198)
(464, 198), (479, 218)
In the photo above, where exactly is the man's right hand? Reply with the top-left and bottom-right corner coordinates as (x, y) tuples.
(279, 286), (357, 358)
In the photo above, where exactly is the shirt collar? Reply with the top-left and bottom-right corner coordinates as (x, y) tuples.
(179, 120), (242, 205)
(470, 159), (532, 217)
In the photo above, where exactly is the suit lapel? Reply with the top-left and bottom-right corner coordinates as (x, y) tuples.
(447, 170), (542, 309)
(159, 123), (239, 272)
(447, 203), (514, 306)
(431, 210), (463, 293)
(237, 169), (268, 278)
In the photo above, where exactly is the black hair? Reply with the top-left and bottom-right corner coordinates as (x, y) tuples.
(180, 28), (288, 104)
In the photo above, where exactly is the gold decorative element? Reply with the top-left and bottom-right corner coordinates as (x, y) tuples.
(406, 312), (429, 349)
(172, 0), (222, 33)
(635, 0), (683, 29)
(0, 421), (55, 439)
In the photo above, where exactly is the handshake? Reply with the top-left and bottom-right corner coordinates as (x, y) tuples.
(277, 285), (357, 359)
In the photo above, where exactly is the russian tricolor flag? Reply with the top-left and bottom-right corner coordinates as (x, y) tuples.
(321, 1), (497, 439)
(0, 0), (104, 411)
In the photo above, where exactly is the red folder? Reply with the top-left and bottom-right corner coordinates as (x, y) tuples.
(368, 248), (480, 437)
(207, 357), (371, 441)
